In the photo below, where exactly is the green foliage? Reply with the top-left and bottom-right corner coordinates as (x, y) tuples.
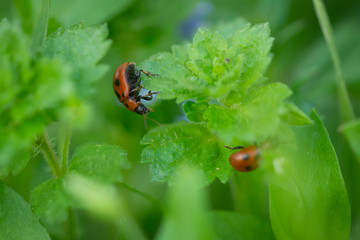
(68, 144), (130, 183)
(0, 19), (111, 177)
(30, 144), (129, 223)
(140, 20), (309, 185)
(41, 23), (111, 98)
(50, 0), (133, 26)
(156, 167), (214, 240)
(141, 123), (232, 186)
(341, 119), (360, 161)
(30, 178), (72, 223)
(0, 182), (50, 240)
(141, 21), (274, 103)
(269, 111), (350, 240)
(1, 0), (358, 239)
(211, 211), (275, 240)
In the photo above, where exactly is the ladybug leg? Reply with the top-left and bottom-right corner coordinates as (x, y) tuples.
(136, 70), (159, 78)
(224, 145), (244, 150)
(130, 85), (144, 93)
(139, 90), (160, 101)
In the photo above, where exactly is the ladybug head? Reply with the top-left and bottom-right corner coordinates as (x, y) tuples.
(135, 104), (150, 115)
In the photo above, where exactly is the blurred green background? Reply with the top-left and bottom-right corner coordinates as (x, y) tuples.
(1, 0), (360, 239)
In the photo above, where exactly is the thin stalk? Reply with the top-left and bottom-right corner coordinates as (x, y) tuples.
(65, 208), (76, 240)
(39, 130), (61, 178)
(116, 216), (147, 240)
(59, 124), (72, 175)
(119, 183), (165, 213)
(312, 0), (355, 122)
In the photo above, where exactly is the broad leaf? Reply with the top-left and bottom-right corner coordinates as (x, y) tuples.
(211, 211), (275, 240)
(141, 123), (232, 186)
(69, 144), (130, 183)
(0, 182), (50, 240)
(269, 110), (350, 240)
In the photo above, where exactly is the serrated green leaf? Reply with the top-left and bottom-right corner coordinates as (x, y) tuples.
(211, 211), (275, 240)
(68, 144), (130, 183)
(204, 83), (292, 144)
(30, 144), (129, 223)
(156, 167), (215, 240)
(141, 123), (233, 186)
(341, 119), (360, 161)
(41, 23), (111, 98)
(183, 101), (209, 122)
(140, 52), (200, 103)
(30, 178), (72, 223)
(0, 20), (73, 177)
(269, 110), (350, 240)
(141, 20), (275, 102)
(0, 182), (51, 240)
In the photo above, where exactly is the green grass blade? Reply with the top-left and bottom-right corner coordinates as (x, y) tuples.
(30, 0), (49, 56)
(312, 0), (355, 122)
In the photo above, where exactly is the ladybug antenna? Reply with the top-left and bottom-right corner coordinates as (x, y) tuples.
(144, 114), (162, 126)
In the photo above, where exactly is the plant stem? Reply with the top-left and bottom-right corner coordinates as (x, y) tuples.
(65, 208), (76, 240)
(59, 124), (72, 175)
(40, 130), (61, 178)
(116, 216), (148, 240)
(312, 0), (355, 122)
(119, 183), (165, 213)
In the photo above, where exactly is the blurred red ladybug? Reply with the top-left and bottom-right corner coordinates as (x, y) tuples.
(113, 62), (159, 115)
(224, 145), (261, 172)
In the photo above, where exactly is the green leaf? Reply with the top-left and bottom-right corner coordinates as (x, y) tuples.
(341, 119), (360, 161)
(280, 102), (312, 126)
(41, 23), (111, 98)
(140, 52), (198, 103)
(68, 144), (130, 183)
(183, 101), (209, 122)
(211, 211), (275, 240)
(269, 110), (350, 240)
(30, 144), (129, 223)
(204, 83), (292, 144)
(141, 21), (274, 103)
(0, 182), (51, 240)
(0, 20), (72, 177)
(30, 178), (71, 223)
(141, 123), (233, 186)
(30, 0), (49, 56)
(156, 167), (215, 240)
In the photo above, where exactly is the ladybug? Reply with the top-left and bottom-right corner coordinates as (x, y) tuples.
(113, 62), (159, 115)
(224, 145), (261, 172)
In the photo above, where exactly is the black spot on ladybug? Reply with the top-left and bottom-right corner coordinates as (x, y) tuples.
(114, 79), (120, 87)
(246, 165), (252, 170)
(122, 93), (125, 98)
(115, 91), (121, 99)
(124, 103), (129, 108)
(242, 154), (250, 161)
